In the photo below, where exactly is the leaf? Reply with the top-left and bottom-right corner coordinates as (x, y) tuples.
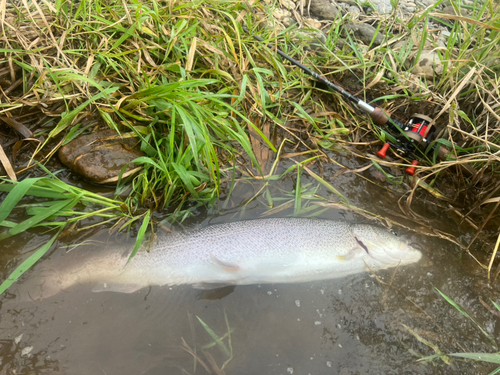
(0, 178), (39, 223)
(140, 25), (157, 37)
(0, 227), (63, 296)
(0, 196), (79, 241)
(435, 287), (497, 349)
(126, 210), (151, 264)
(197, 316), (230, 357)
(172, 162), (199, 198)
(45, 86), (119, 140)
(449, 353), (500, 364)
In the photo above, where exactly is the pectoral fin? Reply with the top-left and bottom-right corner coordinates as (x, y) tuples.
(210, 255), (240, 272)
(337, 248), (362, 261)
(92, 281), (145, 293)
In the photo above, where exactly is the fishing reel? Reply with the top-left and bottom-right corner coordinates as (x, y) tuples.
(376, 114), (435, 175)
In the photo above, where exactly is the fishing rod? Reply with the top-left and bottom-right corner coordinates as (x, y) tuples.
(215, 10), (481, 178)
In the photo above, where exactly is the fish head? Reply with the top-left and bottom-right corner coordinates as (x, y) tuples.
(351, 224), (422, 269)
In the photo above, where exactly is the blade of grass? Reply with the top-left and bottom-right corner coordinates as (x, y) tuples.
(126, 210), (151, 264)
(435, 287), (497, 349)
(197, 316), (230, 357)
(0, 178), (39, 223)
(0, 226), (63, 296)
(0, 196), (80, 241)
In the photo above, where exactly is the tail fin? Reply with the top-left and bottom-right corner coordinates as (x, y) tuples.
(15, 267), (63, 302)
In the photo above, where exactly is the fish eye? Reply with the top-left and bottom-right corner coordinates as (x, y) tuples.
(389, 229), (398, 236)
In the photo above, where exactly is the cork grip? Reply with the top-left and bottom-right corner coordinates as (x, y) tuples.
(370, 108), (389, 126)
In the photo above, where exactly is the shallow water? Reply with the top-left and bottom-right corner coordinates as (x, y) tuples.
(1, 152), (498, 374)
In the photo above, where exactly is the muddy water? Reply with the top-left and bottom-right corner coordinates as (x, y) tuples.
(0, 152), (498, 374)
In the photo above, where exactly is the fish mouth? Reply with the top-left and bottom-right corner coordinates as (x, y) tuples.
(398, 244), (423, 261)
(409, 242), (424, 251)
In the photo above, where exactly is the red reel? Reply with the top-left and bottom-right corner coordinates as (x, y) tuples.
(403, 113), (433, 142)
(376, 113), (432, 175)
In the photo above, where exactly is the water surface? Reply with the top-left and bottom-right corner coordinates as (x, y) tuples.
(1, 153), (498, 374)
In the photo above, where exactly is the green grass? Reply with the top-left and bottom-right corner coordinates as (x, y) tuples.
(419, 288), (500, 375)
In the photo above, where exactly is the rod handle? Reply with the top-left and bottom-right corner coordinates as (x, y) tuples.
(371, 108), (407, 133)
(371, 108), (389, 126)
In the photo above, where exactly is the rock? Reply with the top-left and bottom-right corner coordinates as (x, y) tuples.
(342, 22), (385, 46)
(401, 4), (416, 12)
(309, 0), (339, 20)
(369, 0), (392, 14)
(281, 0), (296, 9)
(273, 8), (289, 22)
(415, 0), (439, 7)
(293, 29), (327, 52)
(442, 4), (469, 16)
(369, 168), (386, 182)
(338, 1), (363, 15)
(408, 50), (443, 78)
(347, 5), (362, 14)
(303, 17), (322, 29)
(58, 129), (144, 184)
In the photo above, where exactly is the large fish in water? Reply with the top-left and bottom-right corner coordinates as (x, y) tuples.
(17, 218), (422, 300)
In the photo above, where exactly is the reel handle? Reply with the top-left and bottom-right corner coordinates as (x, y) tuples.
(405, 160), (419, 175)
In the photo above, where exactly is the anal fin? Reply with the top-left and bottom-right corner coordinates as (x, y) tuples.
(192, 282), (234, 290)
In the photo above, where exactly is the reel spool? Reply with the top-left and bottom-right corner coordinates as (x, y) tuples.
(376, 113), (435, 176)
(402, 113), (434, 144)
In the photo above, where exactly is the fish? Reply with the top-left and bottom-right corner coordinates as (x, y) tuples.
(17, 218), (422, 300)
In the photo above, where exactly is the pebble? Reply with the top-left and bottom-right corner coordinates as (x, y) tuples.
(273, 8), (289, 21)
(281, 0), (296, 9)
(304, 17), (322, 29)
(282, 17), (292, 27)
(265, 0), (464, 81)
(21, 346), (33, 357)
(415, 0), (438, 7)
